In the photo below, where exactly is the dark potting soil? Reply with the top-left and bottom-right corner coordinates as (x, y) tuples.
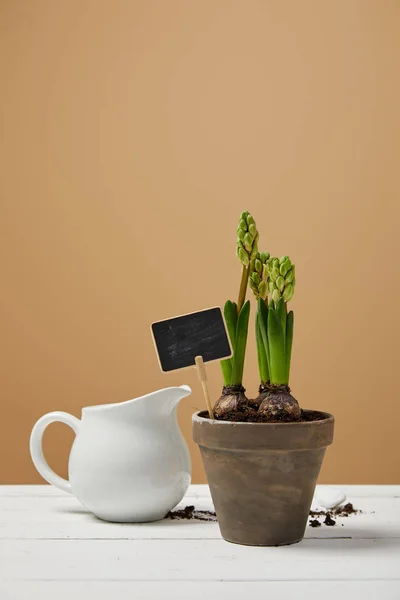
(168, 503), (360, 528)
(165, 505), (217, 522)
(309, 519), (321, 528)
(200, 408), (327, 423)
(324, 514), (336, 526)
(308, 503), (360, 527)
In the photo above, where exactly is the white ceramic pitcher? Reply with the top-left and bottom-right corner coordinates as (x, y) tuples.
(30, 385), (192, 522)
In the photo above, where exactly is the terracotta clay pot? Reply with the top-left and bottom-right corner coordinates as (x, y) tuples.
(193, 410), (334, 546)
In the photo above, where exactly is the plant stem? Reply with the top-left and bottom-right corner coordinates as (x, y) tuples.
(237, 265), (249, 315)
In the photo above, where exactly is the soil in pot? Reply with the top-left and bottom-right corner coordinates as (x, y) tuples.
(200, 407), (328, 423)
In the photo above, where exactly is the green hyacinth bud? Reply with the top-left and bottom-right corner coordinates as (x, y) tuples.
(279, 259), (291, 277)
(249, 278), (258, 295)
(258, 280), (268, 299)
(267, 256), (296, 303)
(254, 258), (262, 274)
(243, 232), (253, 252)
(271, 267), (280, 281)
(272, 288), (281, 303)
(282, 283), (294, 302)
(236, 211), (259, 267)
(285, 269), (294, 284)
(248, 223), (257, 238)
(246, 213), (255, 225)
(237, 228), (245, 242)
(249, 250), (270, 300)
(237, 245), (249, 266)
(276, 275), (285, 292)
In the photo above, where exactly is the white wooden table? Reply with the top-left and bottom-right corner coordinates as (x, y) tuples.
(1, 485), (399, 599)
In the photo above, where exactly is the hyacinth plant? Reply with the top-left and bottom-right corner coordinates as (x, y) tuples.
(251, 255), (300, 421)
(214, 211), (258, 418)
(214, 211), (301, 422)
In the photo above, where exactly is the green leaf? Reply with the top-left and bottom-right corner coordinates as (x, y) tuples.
(231, 300), (251, 385)
(224, 300), (238, 351)
(220, 358), (232, 386)
(285, 310), (294, 383)
(275, 297), (287, 346)
(257, 297), (270, 376)
(268, 304), (287, 384)
(219, 300), (238, 385)
(256, 312), (269, 383)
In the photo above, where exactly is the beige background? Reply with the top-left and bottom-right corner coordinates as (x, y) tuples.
(1, 0), (399, 485)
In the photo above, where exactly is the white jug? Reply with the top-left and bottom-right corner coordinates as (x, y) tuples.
(30, 385), (192, 522)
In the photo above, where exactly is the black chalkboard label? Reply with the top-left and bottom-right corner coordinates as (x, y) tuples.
(151, 307), (232, 372)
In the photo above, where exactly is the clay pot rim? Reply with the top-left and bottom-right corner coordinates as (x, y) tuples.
(193, 409), (334, 451)
(193, 409), (334, 427)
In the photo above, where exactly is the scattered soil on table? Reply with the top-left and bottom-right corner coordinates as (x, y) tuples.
(167, 503), (360, 528)
(309, 519), (321, 528)
(309, 509), (327, 517)
(333, 502), (359, 516)
(165, 505), (217, 522)
(308, 502), (360, 528)
(324, 514), (336, 526)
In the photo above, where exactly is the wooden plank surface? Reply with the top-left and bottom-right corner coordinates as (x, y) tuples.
(0, 581), (400, 600)
(1, 581), (399, 600)
(1, 485), (399, 599)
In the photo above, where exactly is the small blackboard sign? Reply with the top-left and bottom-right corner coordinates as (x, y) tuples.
(151, 307), (232, 373)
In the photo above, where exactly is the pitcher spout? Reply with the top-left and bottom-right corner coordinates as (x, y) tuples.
(144, 385), (192, 417)
(82, 385), (192, 421)
(159, 385), (192, 413)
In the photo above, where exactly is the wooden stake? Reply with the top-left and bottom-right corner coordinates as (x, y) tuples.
(195, 355), (214, 419)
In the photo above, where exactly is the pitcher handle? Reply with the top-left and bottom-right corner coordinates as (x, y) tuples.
(30, 411), (81, 494)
